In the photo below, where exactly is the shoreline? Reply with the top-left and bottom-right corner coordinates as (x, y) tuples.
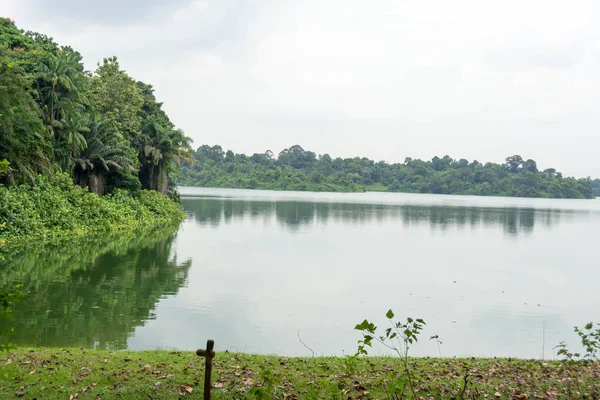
(1, 347), (598, 399)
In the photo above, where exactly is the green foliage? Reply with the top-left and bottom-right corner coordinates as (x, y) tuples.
(556, 322), (600, 362)
(0, 172), (184, 245)
(0, 159), (9, 175)
(355, 311), (428, 358)
(355, 310), (436, 398)
(0, 19), (192, 198)
(0, 57), (49, 183)
(179, 145), (595, 199)
(136, 82), (193, 194)
(88, 56), (143, 140)
(593, 179), (600, 197)
(73, 119), (139, 195)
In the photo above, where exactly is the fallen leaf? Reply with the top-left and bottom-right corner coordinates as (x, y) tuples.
(242, 377), (254, 386)
(178, 385), (193, 396)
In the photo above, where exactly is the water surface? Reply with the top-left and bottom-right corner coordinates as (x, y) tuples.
(2, 188), (599, 358)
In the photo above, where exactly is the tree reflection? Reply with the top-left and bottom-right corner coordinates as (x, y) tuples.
(184, 198), (571, 235)
(0, 229), (191, 349)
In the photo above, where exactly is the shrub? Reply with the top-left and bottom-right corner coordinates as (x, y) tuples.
(0, 173), (185, 245)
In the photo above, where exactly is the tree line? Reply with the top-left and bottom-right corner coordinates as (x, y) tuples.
(0, 18), (192, 196)
(178, 144), (595, 199)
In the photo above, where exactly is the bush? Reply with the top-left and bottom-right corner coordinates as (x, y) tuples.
(0, 173), (185, 245)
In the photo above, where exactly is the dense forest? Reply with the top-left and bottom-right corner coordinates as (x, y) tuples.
(593, 179), (600, 197)
(178, 145), (595, 199)
(0, 18), (192, 196)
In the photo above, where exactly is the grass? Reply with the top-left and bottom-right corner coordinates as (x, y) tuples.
(1, 348), (599, 399)
(364, 183), (388, 192)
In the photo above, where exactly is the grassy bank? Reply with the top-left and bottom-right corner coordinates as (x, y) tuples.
(1, 348), (598, 399)
(0, 173), (185, 248)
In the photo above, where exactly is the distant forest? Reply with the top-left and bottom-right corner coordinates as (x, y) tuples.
(177, 144), (596, 199)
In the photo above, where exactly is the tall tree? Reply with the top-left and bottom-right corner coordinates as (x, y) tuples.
(138, 120), (192, 194)
(35, 52), (88, 170)
(0, 57), (49, 183)
(136, 82), (192, 194)
(88, 57), (143, 141)
(73, 120), (137, 195)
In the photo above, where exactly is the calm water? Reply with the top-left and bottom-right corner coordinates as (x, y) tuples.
(2, 188), (600, 359)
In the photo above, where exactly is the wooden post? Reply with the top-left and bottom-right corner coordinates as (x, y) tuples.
(196, 339), (215, 400)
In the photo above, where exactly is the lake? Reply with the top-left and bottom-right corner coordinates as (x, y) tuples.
(2, 188), (600, 359)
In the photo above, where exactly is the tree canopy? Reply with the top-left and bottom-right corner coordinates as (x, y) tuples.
(593, 179), (600, 197)
(0, 18), (192, 196)
(178, 144), (595, 199)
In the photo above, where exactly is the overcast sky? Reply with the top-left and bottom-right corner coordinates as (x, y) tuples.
(2, 0), (599, 177)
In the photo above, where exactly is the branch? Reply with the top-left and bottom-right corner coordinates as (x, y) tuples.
(297, 331), (315, 357)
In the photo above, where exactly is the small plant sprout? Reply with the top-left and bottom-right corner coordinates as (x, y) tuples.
(355, 310), (439, 398)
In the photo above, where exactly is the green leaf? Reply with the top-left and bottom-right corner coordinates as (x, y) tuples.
(386, 309), (394, 319)
(355, 320), (369, 331)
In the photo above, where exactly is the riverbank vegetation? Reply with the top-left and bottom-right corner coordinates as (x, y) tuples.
(179, 145), (595, 198)
(1, 348), (599, 399)
(0, 18), (192, 243)
(0, 172), (184, 246)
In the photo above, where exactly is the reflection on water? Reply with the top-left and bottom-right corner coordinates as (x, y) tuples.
(172, 189), (599, 358)
(0, 230), (191, 349)
(185, 198), (571, 235)
(2, 188), (599, 358)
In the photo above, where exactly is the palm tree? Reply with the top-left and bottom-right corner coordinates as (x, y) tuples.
(73, 120), (136, 195)
(138, 119), (193, 194)
(36, 52), (85, 124)
(35, 52), (88, 171)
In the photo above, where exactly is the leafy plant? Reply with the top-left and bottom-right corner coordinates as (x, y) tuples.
(0, 173), (185, 246)
(556, 322), (600, 362)
(0, 159), (9, 175)
(355, 310), (435, 398)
